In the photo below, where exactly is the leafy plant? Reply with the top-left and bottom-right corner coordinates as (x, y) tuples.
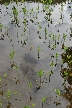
(28, 82), (32, 89)
(37, 70), (43, 77)
(0, 99), (2, 108)
(38, 46), (40, 52)
(63, 33), (67, 41)
(50, 61), (54, 66)
(38, 25), (42, 29)
(42, 97), (46, 108)
(4, 73), (7, 77)
(55, 89), (61, 95)
(64, 70), (68, 76)
(0, 24), (3, 31)
(24, 106), (30, 108)
(32, 103), (35, 107)
(10, 50), (15, 59)
(56, 53), (59, 58)
(14, 65), (19, 71)
(67, 55), (71, 59)
(0, 24), (3, 29)
(42, 97), (46, 102)
(6, 89), (11, 98)
(51, 44), (56, 50)
(64, 46), (68, 51)
(0, 78), (2, 82)
(37, 70), (43, 85)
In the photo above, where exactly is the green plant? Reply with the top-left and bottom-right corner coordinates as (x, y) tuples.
(64, 46), (68, 51)
(4, 73), (7, 77)
(4, 2), (8, 6)
(51, 44), (56, 50)
(0, 78), (2, 87)
(32, 103), (35, 107)
(56, 53), (59, 58)
(0, 99), (2, 108)
(38, 46), (40, 52)
(6, 89), (12, 100)
(50, 61), (54, 66)
(38, 25), (42, 29)
(69, 60), (72, 65)
(37, 70), (43, 85)
(67, 55), (71, 59)
(12, 6), (18, 17)
(14, 65), (19, 71)
(0, 24), (3, 31)
(42, 97), (46, 108)
(55, 89), (61, 96)
(24, 106), (30, 108)
(10, 50), (15, 59)
(0, 78), (2, 82)
(28, 82), (32, 101)
(28, 82), (32, 89)
(63, 33), (67, 41)
(42, 97), (46, 102)
(64, 70), (68, 76)
(30, 8), (34, 14)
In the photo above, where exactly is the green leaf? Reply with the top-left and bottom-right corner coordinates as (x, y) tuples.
(42, 97), (46, 102)
(24, 106), (30, 108)
(64, 70), (68, 76)
(36, 8), (38, 10)
(38, 26), (42, 29)
(32, 103), (35, 107)
(6, 89), (11, 98)
(50, 61), (54, 66)
(28, 82), (32, 88)
(14, 91), (18, 94)
(38, 46), (40, 52)
(56, 53), (58, 58)
(10, 51), (15, 59)
(14, 66), (19, 70)
(4, 74), (7, 77)
(49, 0), (52, 3)
(55, 89), (61, 95)
(0, 102), (2, 107)
(37, 70), (43, 77)
(64, 46), (68, 51)
(0, 78), (2, 82)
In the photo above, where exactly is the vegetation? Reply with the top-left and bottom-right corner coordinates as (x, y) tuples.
(0, 0), (72, 108)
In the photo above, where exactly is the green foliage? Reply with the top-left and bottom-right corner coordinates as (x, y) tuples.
(38, 46), (40, 52)
(67, 55), (71, 59)
(6, 89), (12, 98)
(37, 70), (43, 77)
(64, 46), (68, 51)
(10, 50), (15, 59)
(50, 61), (54, 66)
(24, 106), (30, 108)
(4, 73), (7, 77)
(32, 103), (35, 107)
(56, 53), (59, 58)
(55, 89), (61, 96)
(14, 65), (19, 71)
(64, 70), (68, 76)
(0, 78), (2, 82)
(28, 82), (32, 88)
(0, 99), (2, 108)
(42, 97), (46, 102)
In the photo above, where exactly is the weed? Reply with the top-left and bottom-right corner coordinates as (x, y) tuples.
(55, 89), (61, 96)
(42, 97), (46, 108)
(24, 106), (30, 108)
(37, 70), (43, 85)
(6, 89), (12, 98)
(32, 103), (35, 107)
